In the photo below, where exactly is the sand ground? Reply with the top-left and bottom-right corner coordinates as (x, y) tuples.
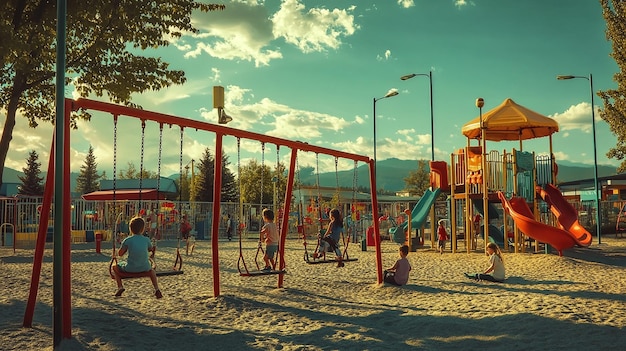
(1, 235), (625, 351)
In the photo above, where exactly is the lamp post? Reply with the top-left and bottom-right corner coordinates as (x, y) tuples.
(401, 71), (434, 161)
(373, 90), (399, 192)
(557, 74), (601, 244)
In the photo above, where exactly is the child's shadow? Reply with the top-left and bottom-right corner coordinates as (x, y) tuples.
(501, 276), (579, 286)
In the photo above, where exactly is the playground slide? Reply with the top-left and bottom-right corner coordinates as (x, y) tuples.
(497, 192), (576, 256)
(390, 188), (441, 243)
(536, 184), (592, 247)
(407, 187), (441, 230)
(481, 224), (505, 246)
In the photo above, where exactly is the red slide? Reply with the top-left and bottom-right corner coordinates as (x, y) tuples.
(497, 192), (576, 256)
(536, 184), (592, 247)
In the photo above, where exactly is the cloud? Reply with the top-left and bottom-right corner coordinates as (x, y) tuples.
(550, 102), (599, 133)
(376, 49), (392, 61)
(397, 0), (415, 8)
(175, 1), (358, 67)
(272, 0), (358, 53)
(454, 0), (475, 8)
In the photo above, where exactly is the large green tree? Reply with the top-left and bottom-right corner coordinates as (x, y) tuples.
(599, 0), (626, 172)
(18, 150), (44, 196)
(75, 145), (101, 194)
(0, 1), (225, 190)
(239, 159), (287, 205)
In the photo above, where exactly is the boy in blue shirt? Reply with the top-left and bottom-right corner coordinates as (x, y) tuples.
(112, 216), (163, 299)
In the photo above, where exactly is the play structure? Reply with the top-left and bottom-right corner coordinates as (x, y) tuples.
(23, 98), (388, 340)
(389, 187), (440, 250)
(428, 98), (593, 256)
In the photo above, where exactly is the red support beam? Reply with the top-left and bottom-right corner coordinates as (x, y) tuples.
(211, 133), (224, 297)
(278, 149), (298, 288)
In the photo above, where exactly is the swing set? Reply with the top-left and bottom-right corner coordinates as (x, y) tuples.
(24, 98), (386, 339)
(301, 154), (359, 265)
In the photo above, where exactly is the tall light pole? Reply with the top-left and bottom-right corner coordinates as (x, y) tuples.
(557, 74), (601, 244)
(401, 71), (434, 161)
(373, 89), (399, 193)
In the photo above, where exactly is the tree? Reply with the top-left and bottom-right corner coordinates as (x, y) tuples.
(239, 159), (287, 205)
(195, 148), (216, 202)
(599, 0), (626, 172)
(403, 160), (431, 197)
(18, 150), (44, 196)
(0, 1), (225, 190)
(193, 148), (238, 202)
(117, 161), (157, 179)
(75, 145), (101, 194)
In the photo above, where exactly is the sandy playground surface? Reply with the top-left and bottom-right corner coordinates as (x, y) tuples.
(1, 235), (626, 351)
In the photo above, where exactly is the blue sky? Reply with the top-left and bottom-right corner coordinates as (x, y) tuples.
(3, 0), (620, 179)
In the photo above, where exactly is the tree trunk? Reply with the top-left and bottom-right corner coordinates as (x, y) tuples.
(0, 71), (27, 191)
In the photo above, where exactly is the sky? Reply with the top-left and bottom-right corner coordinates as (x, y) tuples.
(2, 0), (621, 180)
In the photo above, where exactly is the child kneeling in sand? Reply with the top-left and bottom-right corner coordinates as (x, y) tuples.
(465, 242), (505, 282)
(112, 216), (163, 299)
(384, 245), (411, 286)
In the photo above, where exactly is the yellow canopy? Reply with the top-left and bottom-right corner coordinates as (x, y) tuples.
(462, 98), (559, 141)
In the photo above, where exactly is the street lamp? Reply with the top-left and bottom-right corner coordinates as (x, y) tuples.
(373, 89), (399, 192)
(401, 71), (434, 161)
(557, 74), (601, 244)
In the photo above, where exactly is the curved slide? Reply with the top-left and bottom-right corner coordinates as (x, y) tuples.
(391, 188), (441, 243)
(536, 184), (592, 247)
(497, 192), (576, 256)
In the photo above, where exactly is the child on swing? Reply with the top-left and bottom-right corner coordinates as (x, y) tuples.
(260, 208), (279, 271)
(313, 208), (345, 267)
(112, 216), (162, 299)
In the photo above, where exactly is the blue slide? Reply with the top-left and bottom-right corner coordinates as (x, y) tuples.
(391, 188), (441, 243)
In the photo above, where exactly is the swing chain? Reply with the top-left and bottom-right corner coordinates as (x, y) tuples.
(138, 120), (146, 208)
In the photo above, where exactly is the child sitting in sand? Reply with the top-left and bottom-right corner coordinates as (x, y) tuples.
(465, 242), (505, 282)
(260, 208), (279, 271)
(112, 216), (163, 299)
(384, 245), (411, 286)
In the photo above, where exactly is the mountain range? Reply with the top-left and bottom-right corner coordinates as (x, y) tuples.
(2, 158), (619, 195)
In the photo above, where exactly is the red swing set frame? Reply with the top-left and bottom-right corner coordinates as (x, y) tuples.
(23, 98), (385, 338)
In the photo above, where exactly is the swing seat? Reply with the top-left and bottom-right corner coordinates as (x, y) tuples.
(111, 264), (183, 279)
(240, 269), (286, 277)
(305, 257), (358, 265)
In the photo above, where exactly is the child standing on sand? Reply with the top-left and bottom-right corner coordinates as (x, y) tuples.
(384, 245), (412, 286)
(465, 242), (505, 282)
(260, 208), (279, 271)
(437, 220), (449, 254)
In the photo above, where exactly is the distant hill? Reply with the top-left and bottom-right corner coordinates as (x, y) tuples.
(2, 158), (620, 194)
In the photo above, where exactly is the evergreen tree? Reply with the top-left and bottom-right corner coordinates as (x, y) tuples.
(117, 161), (157, 179)
(194, 148), (238, 202)
(18, 150), (44, 196)
(221, 153), (239, 203)
(0, 2), (225, 190)
(76, 145), (101, 194)
(195, 148), (215, 202)
(599, 0), (626, 172)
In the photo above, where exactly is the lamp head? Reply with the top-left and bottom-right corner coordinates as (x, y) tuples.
(384, 89), (399, 98)
(556, 75), (575, 80)
(476, 98), (484, 108)
(400, 73), (417, 80)
(218, 109), (233, 124)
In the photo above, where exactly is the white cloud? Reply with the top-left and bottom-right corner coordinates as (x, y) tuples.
(550, 102), (599, 133)
(455, 0), (468, 8)
(174, 1), (358, 67)
(272, 0), (358, 53)
(397, 0), (415, 8)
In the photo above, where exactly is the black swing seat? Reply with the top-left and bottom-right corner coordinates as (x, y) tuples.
(304, 252), (358, 265)
(240, 269), (286, 277)
(111, 264), (183, 279)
